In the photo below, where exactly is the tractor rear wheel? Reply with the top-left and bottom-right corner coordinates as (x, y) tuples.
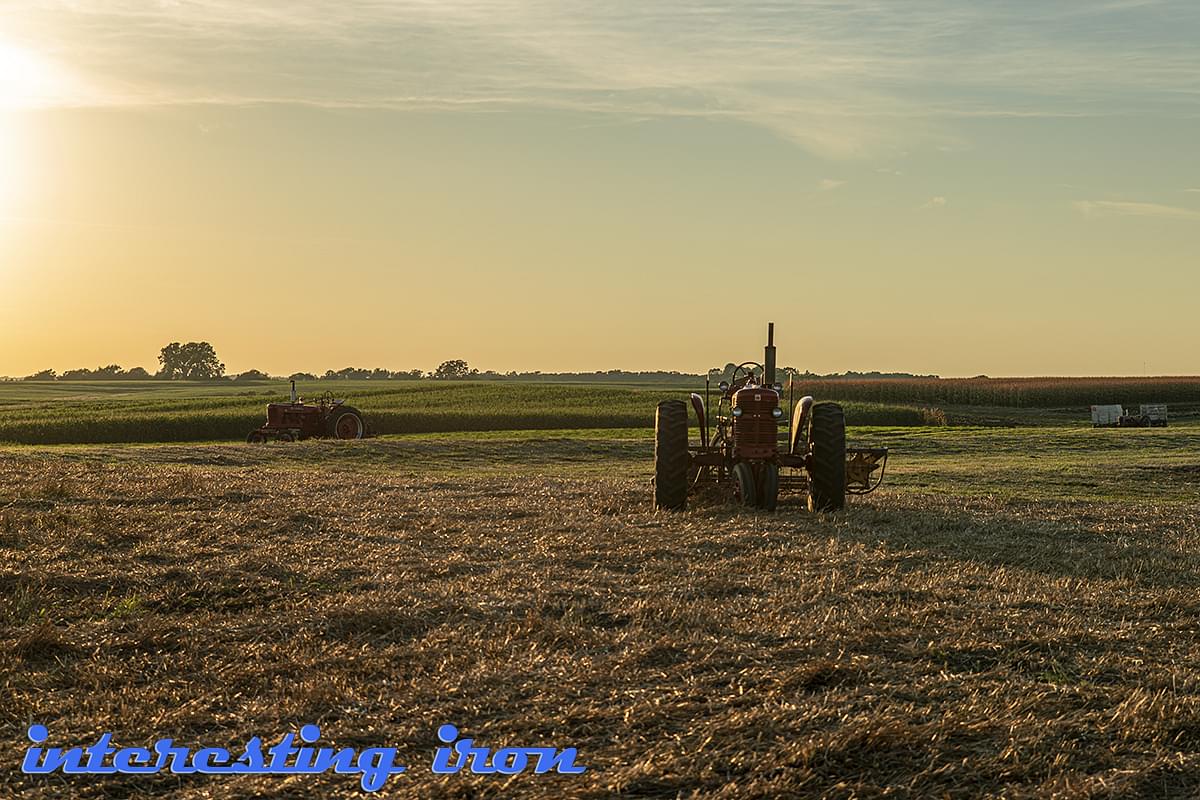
(327, 406), (365, 439)
(808, 402), (846, 512)
(732, 462), (757, 508)
(654, 400), (689, 510)
(246, 431), (267, 444)
(757, 463), (779, 511)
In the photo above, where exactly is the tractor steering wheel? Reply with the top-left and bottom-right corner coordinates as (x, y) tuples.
(729, 361), (763, 390)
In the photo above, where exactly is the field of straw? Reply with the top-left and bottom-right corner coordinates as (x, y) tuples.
(3, 425), (1200, 798)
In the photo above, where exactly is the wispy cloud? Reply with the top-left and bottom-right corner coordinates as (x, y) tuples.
(4, 1), (1199, 157)
(1074, 200), (1200, 221)
(920, 196), (947, 210)
(819, 179), (846, 191)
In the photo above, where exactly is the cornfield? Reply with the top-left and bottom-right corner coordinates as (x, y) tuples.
(0, 382), (943, 445)
(791, 377), (1200, 408)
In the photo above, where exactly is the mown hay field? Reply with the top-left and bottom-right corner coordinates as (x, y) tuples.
(0, 381), (944, 444)
(4, 423), (1200, 798)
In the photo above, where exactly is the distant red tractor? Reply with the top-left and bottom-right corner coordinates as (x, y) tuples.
(246, 382), (368, 443)
(654, 323), (888, 512)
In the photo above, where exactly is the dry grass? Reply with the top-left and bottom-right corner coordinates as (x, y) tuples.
(2, 431), (1200, 798)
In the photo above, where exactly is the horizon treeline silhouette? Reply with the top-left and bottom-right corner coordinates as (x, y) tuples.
(5, 343), (937, 383)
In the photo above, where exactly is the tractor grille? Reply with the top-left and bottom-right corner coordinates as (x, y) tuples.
(732, 387), (779, 458)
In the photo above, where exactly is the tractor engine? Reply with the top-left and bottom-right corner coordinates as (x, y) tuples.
(265, 402), (323, 431)
(731, 387), (780, 460)
(729, 321), (781, 460)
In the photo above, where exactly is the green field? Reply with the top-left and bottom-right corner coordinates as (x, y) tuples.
(0, 380), (945, 444)
(790, 376), (1200, 408)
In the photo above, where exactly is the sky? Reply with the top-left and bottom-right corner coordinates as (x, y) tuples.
(0, 1), (1197, 378)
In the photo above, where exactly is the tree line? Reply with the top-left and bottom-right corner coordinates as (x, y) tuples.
(10, 345), (484, 383)
(7, 342), (937, 383)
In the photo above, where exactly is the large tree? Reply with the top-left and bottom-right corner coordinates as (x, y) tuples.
(432, 359), (470, 379)
(157, 342), (225, 380)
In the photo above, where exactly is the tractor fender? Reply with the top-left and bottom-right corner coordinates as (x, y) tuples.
(789, 396), (814, 455)
(689, 393), (708, 448)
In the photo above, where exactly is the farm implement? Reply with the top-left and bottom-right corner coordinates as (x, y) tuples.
(246, 381), (368, 443)
(1090, 403), (1168, 428)
(654, 323), (888, 512)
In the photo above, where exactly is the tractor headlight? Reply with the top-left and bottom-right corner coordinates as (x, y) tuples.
(731, 407), (743, 417)
(719, 381), (730, 392)
(773, 383), (783, 392)
(771, 407), (783, 418)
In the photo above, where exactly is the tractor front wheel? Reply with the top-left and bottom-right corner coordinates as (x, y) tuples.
(246, 431), (267, 444)
(808, 402), (846, 512)
(732, 462), (757, 508)
(654, 400), (689, 510)
(327, 406), (365, 440)
(758, 463), (779, 512)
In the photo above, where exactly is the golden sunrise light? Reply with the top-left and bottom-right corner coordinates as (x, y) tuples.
(0, 4), (1197, 378)
(0, 108), (31, 234)
(0, 40), (65, 226)
(0, 112), (13, 212)
(6, 8), (1200, 798)
(0, 40), (62, 109)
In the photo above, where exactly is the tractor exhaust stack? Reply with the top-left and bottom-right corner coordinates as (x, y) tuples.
(764, 322), (776, 387)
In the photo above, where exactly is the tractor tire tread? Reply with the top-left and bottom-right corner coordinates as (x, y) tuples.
(655, 400), (690, 510)
(758, 463), (779, 512)
(733, 462), (757, 507)
(327, 406), (365, 439)
(809, 402), (846, 512)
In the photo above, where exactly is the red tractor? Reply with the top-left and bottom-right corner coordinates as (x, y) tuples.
(654, 323), (887, 511)
(246, 382), (368, 443)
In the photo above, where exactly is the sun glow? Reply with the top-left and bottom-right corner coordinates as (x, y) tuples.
(0, 41), (66, 228)
(0, 41), (57, 108)
(0, 39), (80, 111)
(0, 107), (21, 219)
